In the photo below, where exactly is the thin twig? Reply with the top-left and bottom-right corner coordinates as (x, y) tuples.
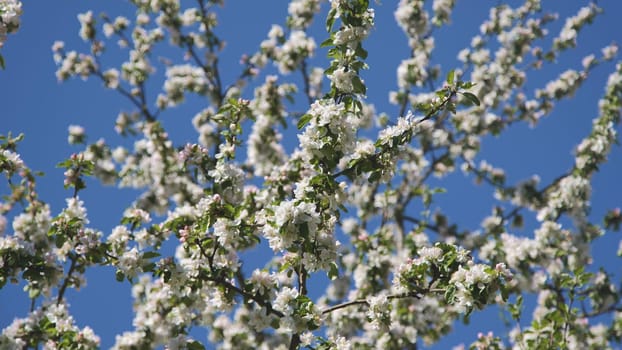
(57, 255), (78, 305)
(321, 290), (443, 315)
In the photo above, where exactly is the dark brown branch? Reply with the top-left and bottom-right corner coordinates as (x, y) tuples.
(403, 214), (440, 232)
(321, 290), (442, 315)
(57, 255), (78, 305)
(195, 239), (284, 318)
(301, 60), (313, 106)
(332, 93), (455, 179)
(582, 303), (622, 318)
(207, 275), (284, 318)
(289, 265), (309, 350)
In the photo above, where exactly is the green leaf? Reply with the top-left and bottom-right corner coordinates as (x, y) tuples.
(461, 92), (481, 106)
(270, 318), (280, 329)
(187, 341), (206, 350)
(324, 62), (338, 75)
(142, 262), (156, 272)
(55, 235), (67, 249)
(326, 8), (337, 32)
(320, 37), (334, 48)
(299, 222), (310, 239)
(368, 170), (381, 183)
(142, 251), (161, 259)
(28, 287), (41, 299)
(509, 295), (523, 320)
(352, 76), (366, 95)
(446, 69), (455, 85)
(328, 262), (339, 280)
(115, 270), (125, 282)
(500, 285), (509, 302)
(460, 81), (475, 89)
(279, 260), (292, 273)
(297, 114), (313, 129)
(56, 159), (73, 169)
(355, 44), (368, 59)
(432, 187), (447, 194)
(39, 316), (55, 332)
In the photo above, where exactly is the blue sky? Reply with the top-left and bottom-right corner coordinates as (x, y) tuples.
(1, 1), (621, 348)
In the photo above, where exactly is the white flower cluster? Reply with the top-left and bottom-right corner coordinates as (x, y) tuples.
(264, 199), (320, 252)
(512, 290), (611, 348)
(467, 331), (503, 350)
(479, 5), (515, 35)
(333, 16), (373, 49)
(480, 217), (597, 293)
(574, 64), (621, 172)
(273, 286), (322, 333)
(453, 2), (560, 119)
(208, 307), (282, 346)
(102, 15), (130, 38)
(366, 293), (390, 331)
(298, 99), (358, 163)
(602, 44), (618, 61)
(432, 0), (455, 26)
(449, 263), (493, 313)
(100, 21), (163, 86)
(307, 66), (325, 99)
(537, 175), (591, 222)
(213, 217), (242, 249)
(12, 204), (52, 247)
(0, 0), (21, 48)
(0, 148), (24, 174)
(121, 47), (156, 86)
(161, 64), (209, 107)
(53, 41), (98, 81)
(250, 269), (277, 298)
(255, 25), (316, 74)
(536, 69), (584, 100)
(328, 67), (357, 93)
(396, 41), (433, 88)
(77, 10), (96, 41)
(395, 0), (428, 40)
(116, 247), (142, 279)
(376, 111), (419, 148)
(67, 124), (86, 144)
(114, 121), (204, 213)
(273, 286), (299, 316)
(248, 111), (285, 176)
(287, 0), (321, 30)
(247, 76), (291, 176)
(55, 197), (102, 261)
(480, 232), (537, 270)
(208, 161), (245, 204)
(0, 302), (100, 348)
(554, 4), (600, 50)
(190, 108), (219, 148)
(112, 276), (198, 349)
(102, 67), (120, 89)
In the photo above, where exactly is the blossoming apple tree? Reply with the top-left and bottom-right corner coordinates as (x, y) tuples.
(2, 0), (622, 348)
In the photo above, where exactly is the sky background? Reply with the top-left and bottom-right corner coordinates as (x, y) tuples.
(1, 1), (622, 348)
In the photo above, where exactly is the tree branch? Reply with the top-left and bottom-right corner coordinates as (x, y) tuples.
(207, 275), (285, 318)
(321, 290), (443, 315)
(195, 239), (284, 318)
(57, 254), (78, 306)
